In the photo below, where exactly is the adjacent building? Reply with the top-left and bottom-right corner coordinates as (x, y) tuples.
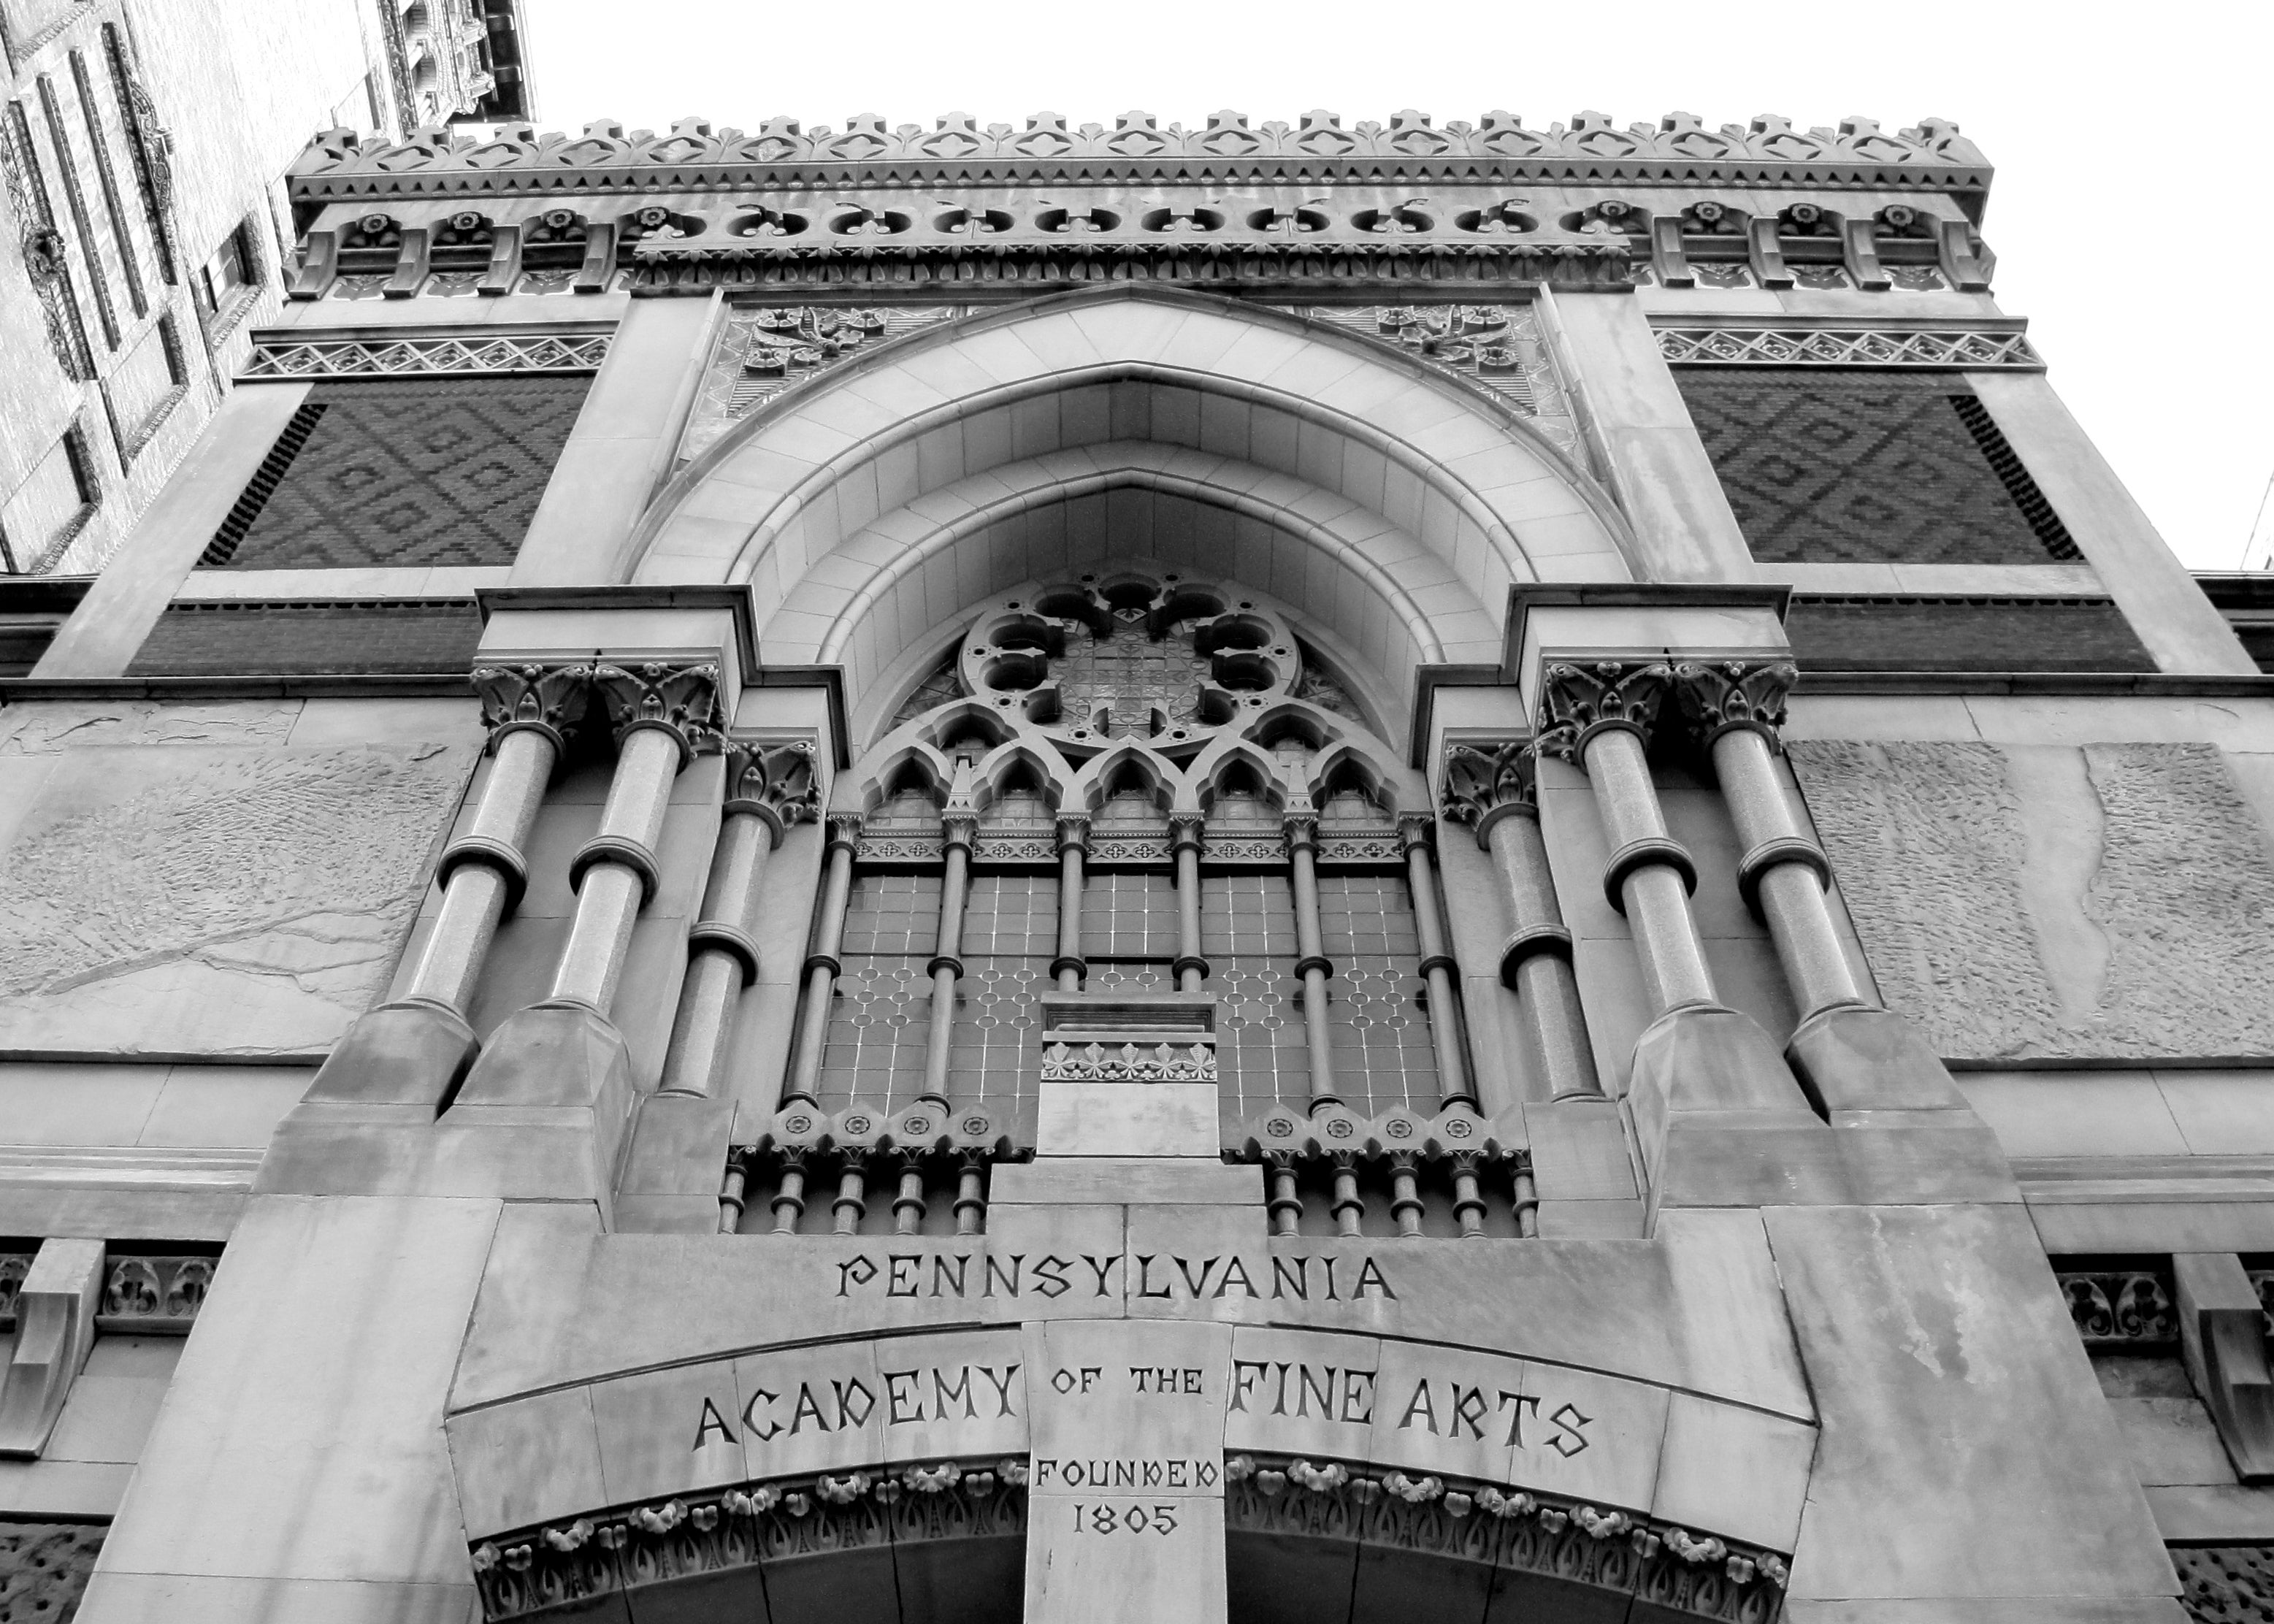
(0, 0), (532, 583)
(2, 102), (2273, 1624)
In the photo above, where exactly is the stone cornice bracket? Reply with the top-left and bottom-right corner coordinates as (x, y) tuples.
(472, 661), (594, 755)
(592, 662), (722, 765)
(2176, 1253), (2274, 1482)
(1533, 661), (1672, 764)
(1672, 659), (1797, 752)
(0, 1238), (102, 1458)
(724, 740), (818, 847)
(1440, 739), (1539, 846)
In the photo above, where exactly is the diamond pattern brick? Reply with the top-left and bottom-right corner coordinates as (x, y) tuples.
(205, 375), (589, 569)
(1678, 369), (2072, 565)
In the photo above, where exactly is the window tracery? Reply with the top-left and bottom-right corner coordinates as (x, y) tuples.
(796, 564), (1469, 1141)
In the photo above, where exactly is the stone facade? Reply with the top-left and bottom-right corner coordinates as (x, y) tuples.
(0, 91), (2270, 1624)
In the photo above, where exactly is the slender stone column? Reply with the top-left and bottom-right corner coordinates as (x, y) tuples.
(408, 663), (589, 1014)
(781, 814), (860, 1108)
(1284, 810), (1340, 1114)
(1674, 661), (1864, 1019)
(1171, 812), (1207, 993)
(1397, 813), (1475, 1108)
(657, 743), (818, 1099)
(551, 663), (720, 1011)
(1052, 813), (1088, 992)
(1536, 662), (1713, 1015)
(1441, 740), (1603, 1102)
(919, 801), (977, 1109)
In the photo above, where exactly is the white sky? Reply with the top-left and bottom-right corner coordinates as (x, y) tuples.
(523, 0), (2272, 571)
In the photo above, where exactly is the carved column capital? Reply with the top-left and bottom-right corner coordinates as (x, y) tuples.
(472, 661), (594, 755)
(1534, 661), (1672, 764)
(824, 813), (864, 855)
(1282, 810), (1321, 855)
(1440, 739), (1539, 845)
(724, 741), (819, 846)
(1672, 659), (1798, 751)
(592, 662), (722, 764)
(1054, 813), (1091, 854)
(1168, 812), (1206, 853)
(1396, 811), (1435, 854)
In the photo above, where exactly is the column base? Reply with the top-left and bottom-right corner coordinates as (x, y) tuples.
(433, 1000), (638, 1226)
(613, 1091), (739, 1233)
(1626, 1003), (1822, 1175)
(1785, 1003), (1973, 1114)
(254, 1000), (482, 1196)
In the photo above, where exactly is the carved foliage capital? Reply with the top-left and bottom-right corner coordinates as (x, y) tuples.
(1672, 660), (1797, 751)
(472, 662), (594, 754)
(1534, 662), (1671, 763)
(1440, 740), (1538, 829)
(593, 662), (722, 760)
(726, 740), (819, 843)
(1054, 812), (1092, 852)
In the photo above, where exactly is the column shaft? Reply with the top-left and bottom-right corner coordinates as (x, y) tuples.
(551, 726), (681, 1010)
(919, 825), (973, 1108)
(1480, 811), (1603, 1103)
(659, 800), (784, 1100)
(1581, 727), (1716, 1014)
(406, 727), (556, 1012)
(1286, 819), (1339, 1113)
(782, 821), (857, 1107)
(1711, 726), (1865, 1018)
(1173, 818), (1206, 993)
(1401, 827), (1474, 1108)
(1054, 820), (1086, 993)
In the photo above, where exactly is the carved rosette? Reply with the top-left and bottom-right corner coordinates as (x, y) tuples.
(1440, 740), (1539, 843)
(724, 741), (819, 845)
(1533, 662), (1672, 764)
(472, 662), (595, 755)
(1671, 660), (1797, 751)
(594, 662), (723, 762)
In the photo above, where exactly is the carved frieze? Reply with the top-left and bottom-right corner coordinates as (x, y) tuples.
(242, 331), (611, 380)
(0, 740), (474, 1057)
(1657, 325), (2041, 369)
(1789, 740), (2274, 1062)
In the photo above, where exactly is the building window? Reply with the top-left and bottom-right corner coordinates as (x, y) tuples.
(196, 224), (249, 313)
(803, 567), (1454, 1143)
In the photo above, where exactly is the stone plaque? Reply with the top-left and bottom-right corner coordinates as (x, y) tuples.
(0, 741), (472, 1056)
(1789, 740), (2274, 1061)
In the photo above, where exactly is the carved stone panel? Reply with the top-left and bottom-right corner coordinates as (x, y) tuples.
(0, 740), (473, 1056)
(1788, 740), (2274, 1062)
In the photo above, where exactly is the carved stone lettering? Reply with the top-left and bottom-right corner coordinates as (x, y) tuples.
(0, 743), (473, 1055)
(1788, 740), (2274, 1060)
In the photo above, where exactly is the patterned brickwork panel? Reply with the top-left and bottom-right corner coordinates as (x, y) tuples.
(2174, 1546), (2274, 1623)
(1785, 596), (2155, 673)
(200, 376), (589, 569)
(0, 1521), (106, 1623)
(1789, 740), (2274, 1062)
(126, 601), (483, 675)
(1677, 369), (2078, 564)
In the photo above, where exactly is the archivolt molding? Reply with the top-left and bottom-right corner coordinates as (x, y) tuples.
(633, 288), (1634, 604)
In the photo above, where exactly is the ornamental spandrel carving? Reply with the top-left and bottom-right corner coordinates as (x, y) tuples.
(0, 740), (474, 1057)
(1789, 740), (2274, 1061)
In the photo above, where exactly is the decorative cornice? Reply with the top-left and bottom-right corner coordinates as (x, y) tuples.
(2059, 1268), (2176, 1346)
(1657, 325), (2041, 368)
(288, 110), (1990, 204)
(241, 329), (611, 379)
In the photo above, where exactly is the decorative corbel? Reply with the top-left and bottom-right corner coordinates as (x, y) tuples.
(1669, 660), (1797, 751)
(592, 662), (722, 763)
(1440, 739), (1539, 846)
(724, 740), (819, 846)
(472, 661), (594, 755)
(0, 1238), (104, 1458)
(2175, 1253), (2274, 1482)
(1533, 661), (1672, 764)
